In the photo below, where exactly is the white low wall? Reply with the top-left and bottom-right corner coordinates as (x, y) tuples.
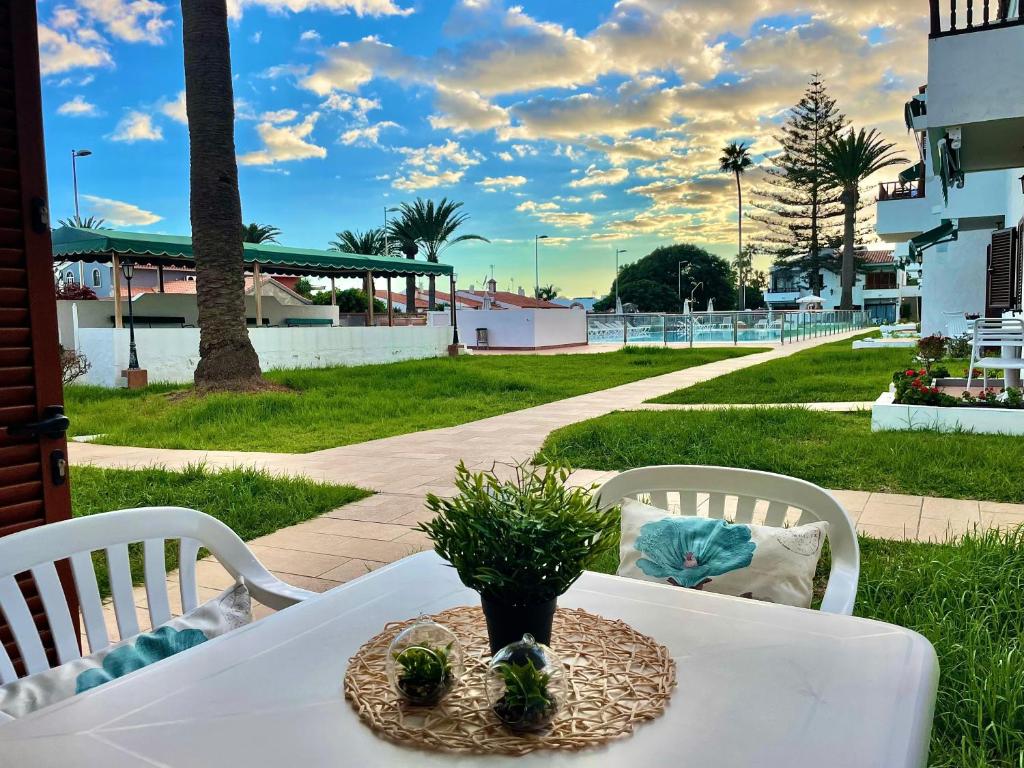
(871, 391), (1024, 435)
(431, 308), (587, 349)
(75, 325), (453, 387)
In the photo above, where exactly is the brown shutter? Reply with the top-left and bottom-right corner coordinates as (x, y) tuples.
(0, 1), (78, 673)
(986, 227), (1018, 317)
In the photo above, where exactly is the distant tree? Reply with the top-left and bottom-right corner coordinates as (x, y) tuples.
(732, 245), (756, 309)
(393, 198), (488, 310)
(610, 280), (683, 313)
(56, 283), (98, 300)
(593, 244), (736, 313)
(749, 74), (847, 291)
(720, 142), (753, 308)
(241, 223), (281, 244)
(751, 269), (770, 292)
(821, 128), (906, 309)
(311, 288), (386, 313)
(535, 284), (559, 301)
(329, 228), (386, 255)
(57, 215), (107, 229)
(293, 277), (315, 299)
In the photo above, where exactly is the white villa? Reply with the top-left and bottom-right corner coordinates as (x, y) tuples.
(873, 2), (1024, 336)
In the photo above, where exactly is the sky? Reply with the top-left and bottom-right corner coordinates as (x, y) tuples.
(37, 0), (928, 298)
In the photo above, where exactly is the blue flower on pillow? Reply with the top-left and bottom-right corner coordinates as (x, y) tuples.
(635, 517), (756, 589)
(75, 626), (208, 694)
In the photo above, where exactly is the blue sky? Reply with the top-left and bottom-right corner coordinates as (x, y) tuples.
(38, 0), (927, 297)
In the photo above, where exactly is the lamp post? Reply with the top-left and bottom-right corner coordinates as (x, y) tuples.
(383, 206), (400, 255)
(614, 248), (628, 305)
(120, 256), (140, 370)
(71, 149), (92, 220)
(534, 234), (548, 298)
(677, 261), (690, 301)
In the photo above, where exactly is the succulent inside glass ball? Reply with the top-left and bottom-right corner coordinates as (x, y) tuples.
(386, 618), (462, 706)
(486, 633), (566, 733)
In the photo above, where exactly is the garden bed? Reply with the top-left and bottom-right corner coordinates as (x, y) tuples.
(871, 391), (1024, 435)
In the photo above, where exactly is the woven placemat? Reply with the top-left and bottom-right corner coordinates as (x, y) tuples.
(344, 605), (676, 756)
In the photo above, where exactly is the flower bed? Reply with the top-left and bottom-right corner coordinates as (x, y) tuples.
(872, 391), (1024, 434)
(893, 369), (1023, 409)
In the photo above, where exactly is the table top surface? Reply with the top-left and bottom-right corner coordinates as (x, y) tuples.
(0, 552), (939, 768)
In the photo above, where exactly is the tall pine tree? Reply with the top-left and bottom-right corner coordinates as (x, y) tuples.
(749, 74), (847, 293)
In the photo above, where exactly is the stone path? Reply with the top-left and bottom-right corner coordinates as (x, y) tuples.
(67, 329), (1024, 640)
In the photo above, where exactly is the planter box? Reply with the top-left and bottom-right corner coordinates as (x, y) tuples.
(853, 338), (918, 349)
(871, 391), (1024, 435)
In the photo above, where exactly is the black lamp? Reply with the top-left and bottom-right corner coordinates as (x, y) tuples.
(120, 256), (140, 370)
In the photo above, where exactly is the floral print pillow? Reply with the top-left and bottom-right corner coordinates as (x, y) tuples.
(619, 498), (828, 608)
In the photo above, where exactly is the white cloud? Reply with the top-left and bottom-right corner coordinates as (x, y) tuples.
(497, 151), (514, 162)
(319, 93), (380, 121)
(568, 164), (629, 188)
(251, 30), (263, 43)
(392, 139), (482, 191)
(110, 110), (163, 142)
(428, 87), (509, 133)
(301, 37), (414, 95)
(82, 194), (162, 226)
(160, 90), (187, 124)
(57, 95), (100, 117)
(230, 0), (414, 20)
(238, 112), (327, 165)
(260, 108), (300, 123)
(339, 120), (399, 146)
(37, 25), (113, 75)
(77, 0), (173, 44)
(477, 175), (527, 191)
(300, 29), (321, 41)
(588, 192), (607, 201)
(516, 199), (594, 229)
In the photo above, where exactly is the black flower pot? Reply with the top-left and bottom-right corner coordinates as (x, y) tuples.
(480, 597), (556, 655)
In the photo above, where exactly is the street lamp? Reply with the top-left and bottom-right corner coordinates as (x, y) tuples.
(534, 234), (549, 298)
(614, 248), (628, 305)
(120, 256), (140, 370)
(677, 261), (690, 300)
(71, 149), (92, 220)
(383, 206), (401, 254)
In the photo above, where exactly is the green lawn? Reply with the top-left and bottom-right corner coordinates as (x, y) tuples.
(71, 464), (370, 596)
(589, 528), (1024, 768)
(651, 333), (952, 404)
(65, 347), (763, 453)
(540, 408), (1024, 502)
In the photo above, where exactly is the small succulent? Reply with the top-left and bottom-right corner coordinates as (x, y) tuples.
(492, 658), (558, 732)
(393, 643), (455, 706)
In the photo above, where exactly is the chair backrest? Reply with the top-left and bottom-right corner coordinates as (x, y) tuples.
(594, 466), (860, 615)
(0, 507), (296, 685)
(972, 317), (1024, 346)
(943, 311), (969, 338)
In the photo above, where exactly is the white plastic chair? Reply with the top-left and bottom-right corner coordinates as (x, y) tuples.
(943, 311), (969, 338)
(594, 466), (860, 615)
(0, 507), (316, 688)
(966, 318), (1024, 389)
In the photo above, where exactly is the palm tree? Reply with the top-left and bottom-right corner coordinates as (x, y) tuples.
(393, 198), (489, 310)
(57, 215), (107, 229)
(719, 142), (753, 309)
(329, 228), (386, 255)
(181, 0), (262, 389)
(820, 128), (906, 309)
(242, 223), (281, 244)
(387, 217), (421, 314)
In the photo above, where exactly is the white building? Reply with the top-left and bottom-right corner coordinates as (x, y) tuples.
(764, 249), (917, 323)
(873, 3), (1024, 336)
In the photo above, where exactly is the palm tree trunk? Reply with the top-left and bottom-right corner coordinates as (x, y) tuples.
(839, 185), (857, 310)
(428, 275), (436, 311)
(181, 0), (261, 390)
(736, 171), (744, 310)
(405, 272), (416, 315)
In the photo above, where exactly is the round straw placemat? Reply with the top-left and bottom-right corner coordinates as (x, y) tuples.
(344, 605), (676, 756)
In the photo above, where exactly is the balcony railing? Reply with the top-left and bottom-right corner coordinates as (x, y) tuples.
(878, 180), (925, 202)
(930, 0), (1024, 38)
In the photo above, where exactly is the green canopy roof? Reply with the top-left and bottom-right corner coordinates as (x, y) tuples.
(909, 219), (958, 261)
(51, 227), (454, 278)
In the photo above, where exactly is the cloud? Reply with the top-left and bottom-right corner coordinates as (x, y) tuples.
(109, 110), (163, 142)
(516, 199), (594, 229)
(238, 112), (327, 165)
(319, 93), (380, 121)
(229, 0), (414, 20)
(391, 138), (482, 191)
(77, 0), (174, 44)
(37, 25), (113, 75)
(428, 86), (509, 133)
(260, 108), (300, 123)
(477, 175), (527, 191)
(300, 29), (320, 41)
(160, 90), (187, 124)
(301, 36), (416, 95)
(568, 165), (629, 188)
(339, 120), (399, 146)
(82, 194), (162, 226)
(57, 95), (100, 117)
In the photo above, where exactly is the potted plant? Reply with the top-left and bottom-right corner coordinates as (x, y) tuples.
(491, 659), (559, 732)
(392, 643), (456, 706)
(419, 462), (618, 654)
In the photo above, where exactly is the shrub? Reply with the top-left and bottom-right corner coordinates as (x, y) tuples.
(916, 334), (946, 373)
(56, 283), (98, 301)
(59, 345), (91, 385)
(945, 334), (971, 359)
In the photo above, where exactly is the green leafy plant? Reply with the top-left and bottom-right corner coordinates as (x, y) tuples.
(418, 462), (619, 605)
(492, 659), (557, 731)
(393, 643), (454, 705)
(945, 334), (971, 359)
(916, 334), (947, 373)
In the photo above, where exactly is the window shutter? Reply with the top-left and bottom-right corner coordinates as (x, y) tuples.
(986, 228), (1017, 316)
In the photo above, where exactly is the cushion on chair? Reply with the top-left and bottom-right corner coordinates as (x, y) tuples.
(0, 582), (251, 719)
(618, 498), (828, 608)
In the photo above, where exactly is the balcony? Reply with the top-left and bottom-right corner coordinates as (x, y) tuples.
(875, 180), (932, 242)
(878, 180), (925, 202)
(929, 0), (1023, 38)
(764, 290), (801, 304)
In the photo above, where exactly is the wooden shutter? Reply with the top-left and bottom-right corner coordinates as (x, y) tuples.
(0, 1), (77, 673)
(986, 227), (1019, 316)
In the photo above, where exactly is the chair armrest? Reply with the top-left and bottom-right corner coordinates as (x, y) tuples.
(243, 570), (319, 611)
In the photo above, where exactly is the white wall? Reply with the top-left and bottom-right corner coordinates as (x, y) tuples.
(445, 308), (587, 349)
(74, 326), (453, 387)
(920, 228), (991, 336)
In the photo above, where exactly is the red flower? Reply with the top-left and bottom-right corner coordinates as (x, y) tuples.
(904, 369), (915, 376)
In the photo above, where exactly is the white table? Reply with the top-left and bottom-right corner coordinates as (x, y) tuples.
(0, 552), (939, 767)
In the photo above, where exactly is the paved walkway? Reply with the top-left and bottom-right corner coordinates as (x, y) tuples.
(68, 329), (1024, 639)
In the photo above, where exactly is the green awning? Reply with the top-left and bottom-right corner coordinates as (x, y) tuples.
(898, 163), (923, 183)
(909, 219), (958, 261)
(50, 226), (454, 278)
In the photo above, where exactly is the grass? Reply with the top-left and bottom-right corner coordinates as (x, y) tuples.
(64, 347), (764, 453)
(650, 333), (966, 404)
(71, 464), (370, 597)
(540, 408), (1024, 502)
(588, 526), (1024, 767)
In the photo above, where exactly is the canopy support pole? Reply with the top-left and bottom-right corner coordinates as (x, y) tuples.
(157, 264), (165, 293)
(111, 253), (123, 329)
(330, 276), (336, 306)
(386, 276), (394, 327)
(449, 274), (459, 346)
(253, 262), (263, 327)
(365, 271), (374, 327)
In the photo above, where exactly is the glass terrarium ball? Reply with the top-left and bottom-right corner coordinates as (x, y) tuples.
(386, 618), (463, 706)
(485, 633), (567, 732)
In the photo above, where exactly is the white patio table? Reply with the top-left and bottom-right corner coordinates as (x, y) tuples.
(0, 552), (939, 768)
